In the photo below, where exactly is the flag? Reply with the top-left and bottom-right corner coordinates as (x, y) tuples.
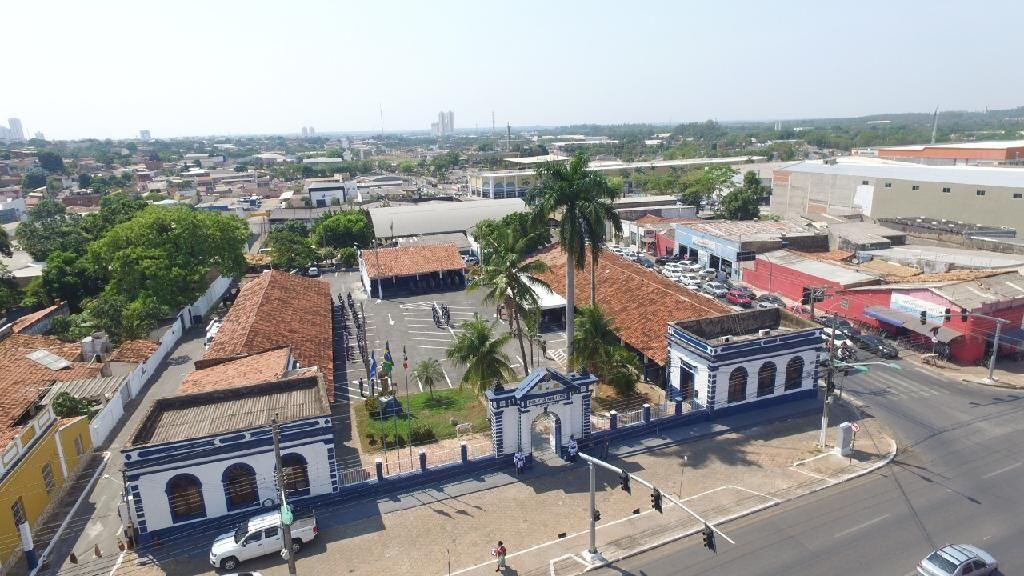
(382, 341), (394, 374)
(402, 345), (408, 370)
(369, 350), (378, 381)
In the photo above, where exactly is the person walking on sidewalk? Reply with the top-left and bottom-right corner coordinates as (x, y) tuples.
(492, 540), (508, 572)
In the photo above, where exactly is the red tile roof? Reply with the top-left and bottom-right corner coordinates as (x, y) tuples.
(532, 246), (731, 365)
(109, 339), (160, 363)
(181, 346), (292, 394)
(11, 303), (63, 333)
(362, 244), (465, 280)
(0, 335), (102, 445)
(203, 270), (335, 400)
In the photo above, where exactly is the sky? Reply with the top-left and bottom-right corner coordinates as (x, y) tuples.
(5, 0), (1024, 140)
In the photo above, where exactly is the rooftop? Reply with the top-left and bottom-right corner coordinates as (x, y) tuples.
(880, 140), (1024, 152)
(108, 339), (160, 363)
(760, 250), (879, 287)
(362, 243), (465, 279)
(129, 373), (329, 446)
(474, 156), (763, 178)
(181, 346), (293, 395)
(395, 232), (471, 251)
(677, 220), (815, 242)
(368, 198), (526, 238)
(781, 157), (1024, 188)
(673, 307), (820, 345)
(532, 246), (731, 365)
(204, 271), (334, 400)
(861, 244), (1024, 270)
(41, 375), (127, 406)
(931, 271), (1024, 310)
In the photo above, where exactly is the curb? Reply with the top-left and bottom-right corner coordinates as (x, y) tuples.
(583, 435), (898, 572)
(959, 377), (1024, 390)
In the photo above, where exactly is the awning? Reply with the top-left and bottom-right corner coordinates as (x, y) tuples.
(864, 306), (962, 343)
(864, 306), (906, 327)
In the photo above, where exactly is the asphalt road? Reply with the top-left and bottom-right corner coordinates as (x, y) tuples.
(595, 361), (1024, 575)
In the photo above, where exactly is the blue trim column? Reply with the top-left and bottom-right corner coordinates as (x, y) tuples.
(18, 522), (36, 570)
(491, 408), (504, 457)
(582, 393), (592, 438)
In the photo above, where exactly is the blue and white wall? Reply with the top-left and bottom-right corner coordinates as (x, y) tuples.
(674, 225), (742, 280)
(122, 417), (337, 538)
(667, 324), (822, 414)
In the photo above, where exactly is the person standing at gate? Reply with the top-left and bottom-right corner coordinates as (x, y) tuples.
(566, 435), (579, 463)
(492, 540), (508, 572)
(513, 449), (525, 475)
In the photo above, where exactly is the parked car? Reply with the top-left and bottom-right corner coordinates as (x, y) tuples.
(818, 315), (853, 332)
(851, 333), (899, 359)
(210, 511), (318, 571)
(755, 294), (785, 308)
(678, 274), (702, 288)
(639, 258), (656, 269)
(461, 254), (479, 266)
(725, 289), (752, 307)
(306, 266), (320, 277)
(917, 544), (997, 576)
(683, 262), (705, 273)
(662, 269), (683, 281)
(654, 256), (676, 266)
(821, 327), (855, 349)
(730, 285), (755, 297)
(702, 282), (729, 297)
(698, 268), (717, 278)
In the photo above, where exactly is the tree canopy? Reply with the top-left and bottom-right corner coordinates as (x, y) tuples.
(311, 210), (374, 251)
(718, 170), (768, 220)
(37, 150), (65, 173)
(679, 165), (737, 210)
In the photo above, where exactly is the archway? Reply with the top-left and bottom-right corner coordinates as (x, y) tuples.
(529, 409), (562, 457)
(222, 463), (258, 511)
(166, 474), (205, 523)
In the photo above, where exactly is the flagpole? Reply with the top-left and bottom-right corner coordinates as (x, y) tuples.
(405, 355), (413, 467)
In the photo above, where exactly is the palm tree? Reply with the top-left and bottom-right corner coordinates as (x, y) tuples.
(571, 305), (620, 375)
(471, 224), (549, 376)
(446, 316), (515, 394)
(412, 357), (445, 398)
(529, 153), (622, 365)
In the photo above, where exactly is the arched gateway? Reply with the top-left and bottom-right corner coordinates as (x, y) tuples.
(486, 368), (597, 458)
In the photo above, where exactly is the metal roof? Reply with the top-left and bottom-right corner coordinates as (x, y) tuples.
(931, 271), (1024, 309)
(760, 250), (879, 287)
(369, 199), (526, 238)
(42, 375), (128, 405)
(783, 158), (1024, 188)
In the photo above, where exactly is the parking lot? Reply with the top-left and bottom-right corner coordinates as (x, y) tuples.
(322, 270), (565, 397)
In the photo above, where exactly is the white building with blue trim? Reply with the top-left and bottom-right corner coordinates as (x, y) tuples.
(667, 308), (822, 416)
(122, 370), (337, 543)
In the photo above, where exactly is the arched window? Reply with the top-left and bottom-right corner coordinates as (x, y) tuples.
(222, 463), (259, 511)
(727, 367), (748, 404)
(282, 453), (310, 496)
(757, 362), (778, 397)
(785, 356), (805, 391)
(166, 474), (205, 522)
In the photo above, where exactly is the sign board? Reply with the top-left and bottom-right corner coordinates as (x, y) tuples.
(890, 293), (947, 323)
(850, 422), (860, 433)
(692, 237), (716, 250)
(525, 392), (569, 407)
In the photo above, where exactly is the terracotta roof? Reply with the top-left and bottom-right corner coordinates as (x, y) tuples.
(11, 302), (62, 333)
(181, 347), (292, 394)
(793, 249), (854, 262)
(635, 214), (668, 224)
(532, 246), (731, 365)
(203, 270), (334, 400)
(362, 244), (465, 279)
(109, 339), (160, 363)
(0, 335), (102, 445)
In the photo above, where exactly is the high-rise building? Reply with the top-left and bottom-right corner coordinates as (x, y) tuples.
(33, 132), (44, 140)
(308, 126), (315, 137)
(301, 126), (309, 138)
(139, 129), (151, 141)
(7, 118), (24, 142)
(446, 110), (454, 135)
(434, 110), (455, 136)
(0, 126), (9, 141)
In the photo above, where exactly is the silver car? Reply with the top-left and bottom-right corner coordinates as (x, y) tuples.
(702, 282), (729, 297)
(918, 544), (997, 576)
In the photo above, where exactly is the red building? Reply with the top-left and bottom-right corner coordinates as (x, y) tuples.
(877, 140), (1024, 166)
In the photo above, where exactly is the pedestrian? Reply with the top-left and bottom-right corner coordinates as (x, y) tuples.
(492, 540), (508, 572)
(513, 449), (525, 475)
(566, 435), (579, 463)
(601, 438), (610, 460)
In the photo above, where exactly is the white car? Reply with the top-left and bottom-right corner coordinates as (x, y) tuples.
(918, 544), (997, 576)
(662, 269), (683, 281)
(210, 511), (318, 571)
(677, 275), (702, 289)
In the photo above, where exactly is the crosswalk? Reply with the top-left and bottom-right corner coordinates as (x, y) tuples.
(845, 370), (941, 399)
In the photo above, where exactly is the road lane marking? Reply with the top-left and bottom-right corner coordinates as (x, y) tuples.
(416, 345), (449, 349)
(982, 462), (1022, 478)
(411, 337), (452, 342)
(833, 514), (890, 538)
(441, 365), (454, 388)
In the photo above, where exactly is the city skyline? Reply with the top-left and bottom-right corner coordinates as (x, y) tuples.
(5, 0), (1024, 140)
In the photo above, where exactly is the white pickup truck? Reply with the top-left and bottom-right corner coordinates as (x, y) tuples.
(209, 511), (318, 571)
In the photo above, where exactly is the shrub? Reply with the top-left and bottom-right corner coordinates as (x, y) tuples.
(364, 396), (381, 419)
(337, 247), (357, 268)
(52, 392), (90, 418)
(409, 423), (437, 445)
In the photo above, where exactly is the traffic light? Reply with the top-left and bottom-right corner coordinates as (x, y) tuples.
(944, 308), (951, 322)
(650, 489), (663, 513)
(592, 509), (601, 522)
(961, 308), (969, 322)
(619, 472), (631, 494)
(919, 310), (927, 325)
(801, 287), (812, 306)
(701, 523), (717, 553)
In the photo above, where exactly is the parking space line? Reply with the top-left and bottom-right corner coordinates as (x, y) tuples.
(414, 374), (423, 392)
(411, 337), (452, 342)
(441, 365), (454, 388)
(982, 462), (1022, 478)
(416, 345), (449, 349)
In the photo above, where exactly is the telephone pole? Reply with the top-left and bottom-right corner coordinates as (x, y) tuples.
(272, 416), (299, 576)
(820, 313), (836, 448)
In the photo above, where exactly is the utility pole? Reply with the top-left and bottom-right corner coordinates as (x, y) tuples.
(586, 461), (601, 562)
(820, 312), (836, 449)
(988, 320), (1002, 382)
(271, 416), (299, 576)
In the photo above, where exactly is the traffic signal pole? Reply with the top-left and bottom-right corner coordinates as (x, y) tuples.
(577, 452), (734, 563)
(272, 417), (299, 576)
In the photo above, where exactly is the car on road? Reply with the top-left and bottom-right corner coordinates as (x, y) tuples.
(818, 315), (853, 332)
(850, 333), (899, 359)
(755, 293), (785, 308)
(210, 511), (318, 571)
(725, 289), (752, 307)
(702, 282), (729, 297)
(917, 544), (997, 576)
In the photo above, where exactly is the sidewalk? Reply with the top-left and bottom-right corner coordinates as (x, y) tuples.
(121, 395), (895, 576)
(900, 349), (1024, 388)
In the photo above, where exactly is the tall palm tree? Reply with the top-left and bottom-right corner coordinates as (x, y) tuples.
(446, 316), (515, 394)
(471, 224), (549, 376)
(412, 357), (445, 398)
(571, 305), (620, 375)
(529, 153), (622, 365)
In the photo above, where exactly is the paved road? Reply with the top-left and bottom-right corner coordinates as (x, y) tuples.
(595, 361), (1024, 575)
(40, 328), (209, 576)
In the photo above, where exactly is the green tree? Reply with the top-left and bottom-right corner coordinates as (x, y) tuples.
(471, 223), (549, 376)
(0, 227), (11, 257)
(37, 151), (65, 174)
(20, 277), (52, 309)
(412, 357), (445, 398)
(16, 199), (90, 260)
(268, 228), (317, 270)
(336, 246), (358, 268)
(397, 161), (416, 175)
(312, 210), (374, 250)
(51, 392), (90, 418)
(42, 251), (100, 310)
(0, 265), (19, 315)
(446, 316), (515, 394)
(679, 165), (737, 210)
(529, 153), (622, 362)
(77, 173), (92, 189)
(21, 169), (47, 190)
(571, 305), (638, 395)
(718, 171), (767, 220)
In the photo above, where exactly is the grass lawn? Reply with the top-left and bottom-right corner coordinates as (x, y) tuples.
(354, 387), (491, 452)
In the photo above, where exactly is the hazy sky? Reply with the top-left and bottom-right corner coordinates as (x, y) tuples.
(5, 0), (1023, 140)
